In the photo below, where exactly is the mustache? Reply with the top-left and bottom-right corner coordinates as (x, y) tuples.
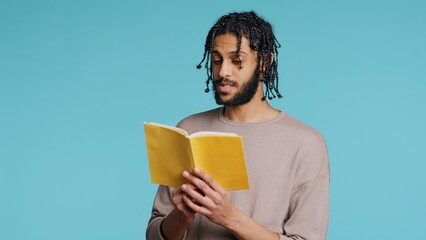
(214, 78), (238, 86)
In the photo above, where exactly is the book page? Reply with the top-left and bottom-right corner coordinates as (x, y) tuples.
(189, 131), (238, 137)
(145, 122), (188, 136)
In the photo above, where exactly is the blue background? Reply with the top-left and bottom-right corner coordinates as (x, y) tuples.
(1, 0), (425, 239)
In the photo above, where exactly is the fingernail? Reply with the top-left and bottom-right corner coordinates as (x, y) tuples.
(183, 171), (189, 177)
(181, 184), (186, 190)
(194, 168), (201, 174)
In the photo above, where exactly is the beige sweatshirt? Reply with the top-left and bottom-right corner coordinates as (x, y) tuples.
(146, 108), (330, 240)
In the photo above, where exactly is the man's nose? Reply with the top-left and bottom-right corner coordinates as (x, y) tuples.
(219, 61), (232, 78)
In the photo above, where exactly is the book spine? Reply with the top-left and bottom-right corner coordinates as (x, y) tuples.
(187, 138), (196, 171)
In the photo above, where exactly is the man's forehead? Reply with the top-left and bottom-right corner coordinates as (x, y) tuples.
(211, 50), (248, 56)
(211, 34), (252, 54)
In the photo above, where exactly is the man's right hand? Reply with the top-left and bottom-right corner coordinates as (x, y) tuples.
(171, 185), (196, 224)
(160, 185), (197, 240)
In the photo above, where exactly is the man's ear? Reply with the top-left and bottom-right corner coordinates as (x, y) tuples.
(258, 59), (265, 82)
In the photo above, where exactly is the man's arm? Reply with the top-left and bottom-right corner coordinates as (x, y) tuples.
(146, 185), (194, 240)
(159, 209), (190, 240)
(159, 186), (195, 240)
(181, 168), (280, 240)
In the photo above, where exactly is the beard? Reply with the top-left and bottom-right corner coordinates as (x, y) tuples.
(213, 67), (261, 106)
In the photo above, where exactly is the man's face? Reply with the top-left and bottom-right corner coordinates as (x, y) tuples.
(211, 34), (261, 106)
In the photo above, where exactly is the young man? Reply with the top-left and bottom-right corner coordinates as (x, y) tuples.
(146, 11), (330, 240)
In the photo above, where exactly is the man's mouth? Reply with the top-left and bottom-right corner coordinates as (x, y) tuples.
(215, 79), (237, 87)
(215, 79), (237, 94)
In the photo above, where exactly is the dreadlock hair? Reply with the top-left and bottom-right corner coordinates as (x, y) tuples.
(196, 11), (282, 100)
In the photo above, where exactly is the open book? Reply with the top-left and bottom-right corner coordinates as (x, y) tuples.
(144, 122), (249, 190)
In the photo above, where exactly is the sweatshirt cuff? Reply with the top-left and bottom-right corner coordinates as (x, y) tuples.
(157, 217), (188, 240)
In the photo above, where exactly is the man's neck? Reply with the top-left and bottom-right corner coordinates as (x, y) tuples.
(223, 97), (280, 123)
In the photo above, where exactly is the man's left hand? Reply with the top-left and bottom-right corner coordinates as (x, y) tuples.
(180, 168), (236, 227)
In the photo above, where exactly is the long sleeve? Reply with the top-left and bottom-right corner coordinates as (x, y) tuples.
(282, 132), (330, 240)
(146, 185), (175, 240)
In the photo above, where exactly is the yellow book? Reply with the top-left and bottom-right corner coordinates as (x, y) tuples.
(144, 122), (249, 190)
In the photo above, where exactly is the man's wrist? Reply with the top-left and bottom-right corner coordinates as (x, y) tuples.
(159, 219), (170, 240)
(221, 206), (242, 229)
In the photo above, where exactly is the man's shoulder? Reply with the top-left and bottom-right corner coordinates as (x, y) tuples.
(280, 112), (325, 144)
(177, 107), (221, 129)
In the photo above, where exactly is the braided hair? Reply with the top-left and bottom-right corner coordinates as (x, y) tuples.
(196, 11), (282, 100)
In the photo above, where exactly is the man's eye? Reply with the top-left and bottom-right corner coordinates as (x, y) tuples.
(232, 59), (242, 65)
(212, 60), (222, 64)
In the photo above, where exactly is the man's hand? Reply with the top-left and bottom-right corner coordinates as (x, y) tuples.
(178, 168), (279, 240)
(180, 168), (236, 227)
(171, 185), (196, 224)
(160, 186), (197, 240)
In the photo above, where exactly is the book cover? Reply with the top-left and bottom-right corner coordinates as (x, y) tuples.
(144, 122), (250, 190)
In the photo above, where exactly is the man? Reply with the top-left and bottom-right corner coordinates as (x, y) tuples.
(146, 11), (329, 240)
